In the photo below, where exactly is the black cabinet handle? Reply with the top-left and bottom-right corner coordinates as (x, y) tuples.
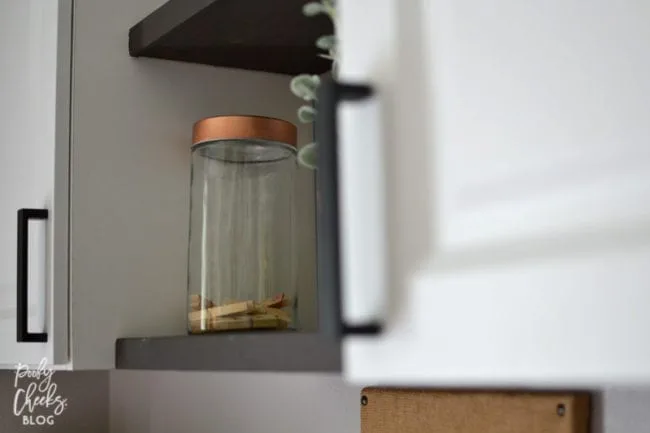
(17, 208), (48, 343)
(316, 78), (382, 337)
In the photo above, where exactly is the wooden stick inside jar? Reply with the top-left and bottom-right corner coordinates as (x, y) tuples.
(188, 294), (292, 333)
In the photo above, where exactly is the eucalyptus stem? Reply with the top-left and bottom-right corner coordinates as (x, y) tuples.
(291, 0), (338, 170)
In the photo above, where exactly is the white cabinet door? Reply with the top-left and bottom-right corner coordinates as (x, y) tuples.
(425, 0), (650, 254)
(338, 0), (650, 387)
(0, 0), (71, 367)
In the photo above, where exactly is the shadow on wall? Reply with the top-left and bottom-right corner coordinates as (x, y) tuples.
(0, 370), (108, 433)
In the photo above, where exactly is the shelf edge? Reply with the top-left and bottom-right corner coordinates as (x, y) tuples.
(115, 333), (342, 372)
(129, 0), (216, 56)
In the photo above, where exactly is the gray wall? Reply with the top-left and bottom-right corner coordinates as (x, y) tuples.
(110, 371), (361, 433)
(0, 370), (108, 433)
(2, 369), (650, 432)
(593, 390), (650, 433)
(109, 371), (650, 433)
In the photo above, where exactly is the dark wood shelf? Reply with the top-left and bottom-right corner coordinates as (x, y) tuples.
(115, 333), (341, 372)
(129, 0), (333, 75)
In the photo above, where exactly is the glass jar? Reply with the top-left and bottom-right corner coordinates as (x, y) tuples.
(187, 116), (298, 333)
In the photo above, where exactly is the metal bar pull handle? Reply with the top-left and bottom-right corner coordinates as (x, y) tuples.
(317, 78), (386, 337)
(17, 208), (48, 343)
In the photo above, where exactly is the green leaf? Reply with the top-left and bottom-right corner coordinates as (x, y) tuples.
(316, 35), (336, 50)
(297, 142), (317, 169)
(303, 2), (326, 16)
(290, 74), (321, 101)
(297, 105), (317, 123)
(321, 0), (337, 20)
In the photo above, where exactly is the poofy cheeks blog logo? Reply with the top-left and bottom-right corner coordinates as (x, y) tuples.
(13, 358), (68, 426)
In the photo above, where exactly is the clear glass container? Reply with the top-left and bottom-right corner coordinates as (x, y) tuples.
(187, 116), (298, 333)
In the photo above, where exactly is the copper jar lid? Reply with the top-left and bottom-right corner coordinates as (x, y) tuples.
(192, 115), (297, 147)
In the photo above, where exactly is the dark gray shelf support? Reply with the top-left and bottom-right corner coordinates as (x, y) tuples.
(116, 333), (341, 372)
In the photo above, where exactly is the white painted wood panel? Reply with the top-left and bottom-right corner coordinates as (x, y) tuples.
(346, 243), (650, 387)
(424, 0), (650, 255)
(0, 0), (70, 367)
(340, 0), (650, 386)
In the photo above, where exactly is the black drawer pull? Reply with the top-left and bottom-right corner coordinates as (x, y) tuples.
(17, 208), (48, 343)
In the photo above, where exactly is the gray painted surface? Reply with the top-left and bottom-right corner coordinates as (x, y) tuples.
(109, 370), (650, 433)
(0, 369), (649, 432)
(69, 0), (317, 370)
(110, 371), (361, 433)
(116, 333), (341, 372)
(593, 389), (650, 433)
(0, 370), (108, 433)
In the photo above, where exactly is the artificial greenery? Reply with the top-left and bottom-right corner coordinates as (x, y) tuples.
(290, 0), (337, 169)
